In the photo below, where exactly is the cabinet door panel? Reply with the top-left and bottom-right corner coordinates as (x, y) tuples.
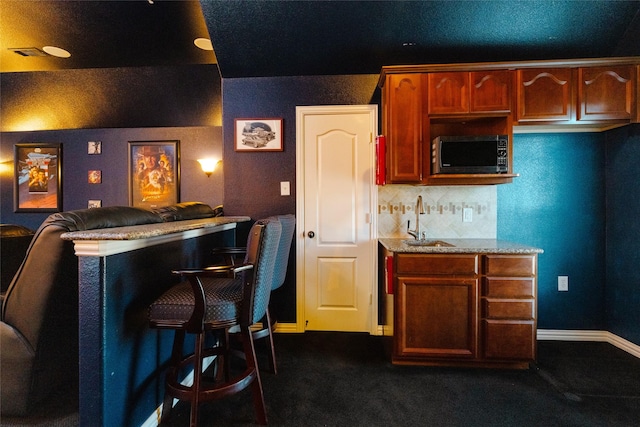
(482, 320), (535, 360)
(396, 276), (477, 358)
(517, 68), (572, 122)
(471, 71), (512, 112)
(578, 66), (636, 121)
(386, 74), (422, 182)
(428, 72), (469, 114)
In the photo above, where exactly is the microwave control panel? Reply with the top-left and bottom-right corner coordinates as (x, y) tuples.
(497, 138), (508, 171)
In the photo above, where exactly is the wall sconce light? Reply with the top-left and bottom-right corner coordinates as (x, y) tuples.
(0, 160), (13, 176)
(197, 158), (221, 177)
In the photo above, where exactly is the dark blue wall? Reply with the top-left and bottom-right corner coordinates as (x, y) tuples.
(497, 133), (607, 330)
(221, 75), (381, 219)
(0, 65), (223, 231)
(1, 66), (638, 342)
(605, 124), (640, 344)
(0, 65), (221, 132)
(221, 75), (381, 322)
(1, 126), (223, 231)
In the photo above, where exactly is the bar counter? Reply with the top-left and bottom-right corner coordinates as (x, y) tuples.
(62, 216), (250, 427)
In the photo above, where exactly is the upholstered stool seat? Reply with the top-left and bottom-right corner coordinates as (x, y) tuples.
(149, 277), (243, 325)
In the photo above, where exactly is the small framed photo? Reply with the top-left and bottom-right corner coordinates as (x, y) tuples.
(128, 140), (180, 209)
(234, 118), (283, 152)
(88, 141), (102, 155)
(88, 170), (102, 184)
(14, 143), (62, 212)
(88, 200), (102, 209)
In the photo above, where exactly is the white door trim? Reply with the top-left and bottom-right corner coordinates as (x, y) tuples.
(295, 105), (379, 334)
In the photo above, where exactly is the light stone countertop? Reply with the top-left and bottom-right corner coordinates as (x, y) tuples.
(61, 216), (251, 241)
(379, 238), (543, 254)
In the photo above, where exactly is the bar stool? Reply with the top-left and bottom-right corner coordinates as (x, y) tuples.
(148, 218), (281, 426)
(211, 214), (295, 374)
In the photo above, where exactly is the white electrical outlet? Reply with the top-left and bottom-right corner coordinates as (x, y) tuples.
(463, 208), (473, 223)
(280, 181), (290, 196)
(558, 276), (569, 292)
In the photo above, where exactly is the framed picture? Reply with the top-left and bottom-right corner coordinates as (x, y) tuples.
(128, 140), (180, 209)
(88, 200), (102, 208)
(234, 118), (283, 152)
(88, 170), (102, 184)
(88, 141), (102, 155)
(14, 143), (62, 212)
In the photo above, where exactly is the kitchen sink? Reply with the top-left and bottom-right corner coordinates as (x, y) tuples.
(403, 239), (455, 247)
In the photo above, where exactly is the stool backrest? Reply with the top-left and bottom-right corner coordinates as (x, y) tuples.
(269, 215), (295, 291)
(244, 218), (282, 325)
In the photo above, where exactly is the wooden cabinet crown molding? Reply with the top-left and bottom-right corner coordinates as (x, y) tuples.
(378, 56), (640, 88)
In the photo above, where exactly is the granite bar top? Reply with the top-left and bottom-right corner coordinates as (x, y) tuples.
(61, 216), (251, 241)
(379, 238), (543, 254)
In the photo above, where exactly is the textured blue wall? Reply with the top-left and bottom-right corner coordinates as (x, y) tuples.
(0, 65), (221, 132)
(2, 67), (637, 341)
(222, 74), (381, 322)
(498, 133), (606, 330)
(1, 127), (223, 231)
(221, 75), (380, 219)
(605, 124), (640, 344)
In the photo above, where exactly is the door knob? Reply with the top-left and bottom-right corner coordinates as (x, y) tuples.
(307, 231), (315, 238)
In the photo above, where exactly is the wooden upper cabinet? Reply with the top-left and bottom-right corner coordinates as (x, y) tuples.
(517, 68), (573, 122)
(428, 71), (512, 114)
(578, 66), (636, 121)
(428, 72), (469, 114)
(384, 74), (423, 183)
(470, 71), (512, 113)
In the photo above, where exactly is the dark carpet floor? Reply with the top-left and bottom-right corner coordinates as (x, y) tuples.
(3, 333), (640, 426)
(162, 333), (640, 427)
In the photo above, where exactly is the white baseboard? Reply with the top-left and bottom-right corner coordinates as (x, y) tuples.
(537, 329), (640, 359)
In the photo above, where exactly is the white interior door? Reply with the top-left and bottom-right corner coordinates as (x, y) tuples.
(296, 105), (378, 333)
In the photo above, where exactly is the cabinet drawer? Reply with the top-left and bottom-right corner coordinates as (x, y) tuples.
(483, 277), (534, 298)
(482, 299), (534, 319)
(482, 319), (535, 360)
(396, 254), (478, 275)
(483, 255), (536, 276)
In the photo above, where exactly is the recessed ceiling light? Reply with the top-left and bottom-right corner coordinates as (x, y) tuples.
(194, 38), (213, 51)
(42, 46), (71, 58)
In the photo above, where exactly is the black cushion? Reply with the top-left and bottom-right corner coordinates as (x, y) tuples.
(50, 206), (163, 231)
(152, 202), (216, 222)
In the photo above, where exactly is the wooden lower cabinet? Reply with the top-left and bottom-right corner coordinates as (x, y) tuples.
(393, 253), (537, 369)
(396, 276), (478, 359)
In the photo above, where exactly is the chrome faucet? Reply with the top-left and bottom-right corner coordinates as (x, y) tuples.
(407, 195), (426, 240)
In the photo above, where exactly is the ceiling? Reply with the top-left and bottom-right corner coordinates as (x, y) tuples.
(1, 0), (639, 77)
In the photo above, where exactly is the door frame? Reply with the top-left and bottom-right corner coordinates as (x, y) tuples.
(295, 104), (379, 335)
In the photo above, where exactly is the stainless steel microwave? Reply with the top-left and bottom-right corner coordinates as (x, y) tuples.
(431, 135), (509, 174)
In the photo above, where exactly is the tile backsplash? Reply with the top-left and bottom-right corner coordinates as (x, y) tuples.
(377, 185), (496, 239)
